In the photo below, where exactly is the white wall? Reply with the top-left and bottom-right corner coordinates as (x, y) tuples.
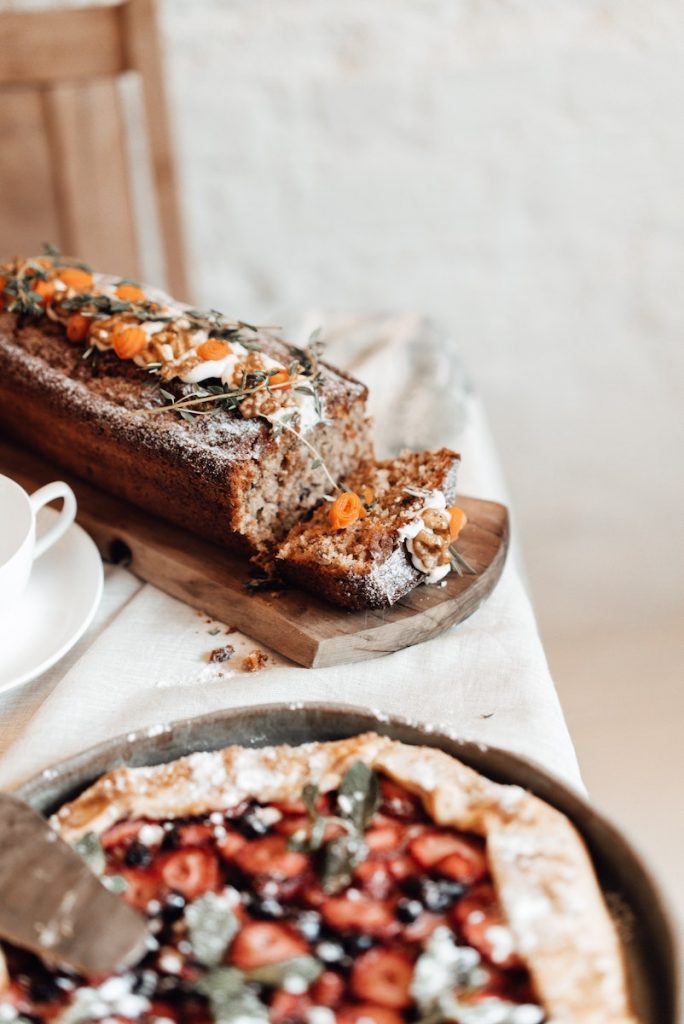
(156, 0), (684, 649)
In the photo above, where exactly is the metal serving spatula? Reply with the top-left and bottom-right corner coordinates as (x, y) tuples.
(0, 791), (148, 975)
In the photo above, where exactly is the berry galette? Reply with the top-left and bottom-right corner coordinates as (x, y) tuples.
(0, 735), (637, 1023)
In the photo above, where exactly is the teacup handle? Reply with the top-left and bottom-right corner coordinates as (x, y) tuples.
(29, 482), (77, 559)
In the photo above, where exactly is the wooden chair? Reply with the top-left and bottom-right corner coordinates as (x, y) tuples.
(0, 0), (189, 299)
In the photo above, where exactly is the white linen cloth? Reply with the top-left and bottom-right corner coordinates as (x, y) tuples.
(0, 314), (582, 791)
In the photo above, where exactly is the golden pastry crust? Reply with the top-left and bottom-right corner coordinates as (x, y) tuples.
(48, 733), (637, 1024)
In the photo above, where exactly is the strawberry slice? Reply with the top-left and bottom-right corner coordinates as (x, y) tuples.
(350, 947), (414, 1009)
(409, 831), (487, 882)
(119, 867), (160, 912)
(387, 855), (415, 882)
(276, 816), (344, 843)
(235, 835), (309, 879)
(149, 1002), (180, 1023)
(274, 794), (332, 816)
(158, 847), (220, 900)
(274, 815), (312, 837)
(177, 823), (214, 846)
(101, 819), (146, 850)
(336, 1004), (404, 1024)
(402, 911), (447, 943)
(216, 829), (247, 860)
(322, 896), (399, 938)
(452, 883), (521, 969)
(366, 825), (403, 855)
(301, 882), (327, 908)
(269, 990), (311, 1023)
(353, 861), (395, 900)
(380, 778), (422, 820)
(230, 921), (309, 970)
(311, 971), (345, 1008)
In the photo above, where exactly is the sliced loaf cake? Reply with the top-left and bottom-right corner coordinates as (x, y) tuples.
(276, 448), (468, 609)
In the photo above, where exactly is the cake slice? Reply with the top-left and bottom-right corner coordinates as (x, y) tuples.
(276, 448), (466, 609)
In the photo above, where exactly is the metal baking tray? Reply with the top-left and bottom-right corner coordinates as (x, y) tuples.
(17, 702), (679, 1024)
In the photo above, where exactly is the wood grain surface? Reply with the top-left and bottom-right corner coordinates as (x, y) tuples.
(0, 438), (509, 668)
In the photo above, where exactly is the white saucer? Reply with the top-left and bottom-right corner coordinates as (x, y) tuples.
(0, 507), (103, 693)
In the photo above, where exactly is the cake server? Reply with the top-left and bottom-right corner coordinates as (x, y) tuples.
(0, 791), (148, 975)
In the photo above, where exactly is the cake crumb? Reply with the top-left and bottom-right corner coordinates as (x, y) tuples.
(224, 625), (237, 634)
(242, 649), (269, 672)
(209, 645), (235, 663)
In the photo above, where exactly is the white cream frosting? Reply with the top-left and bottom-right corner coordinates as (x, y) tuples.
(398, 489), (452, 583)
(88, 273), (321, 434)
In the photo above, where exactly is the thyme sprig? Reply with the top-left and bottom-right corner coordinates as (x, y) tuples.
(450, 545), (476, 576)
(268, 412), (341, 494)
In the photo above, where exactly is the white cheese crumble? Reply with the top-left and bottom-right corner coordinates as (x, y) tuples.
(397, 489), (452, 583)
(56, 974), (150, 1023)
(306, 1009), (335, 1024)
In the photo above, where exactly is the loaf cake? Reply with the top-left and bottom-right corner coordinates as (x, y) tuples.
(0, 252), (371, 558)
(0, 251), (469, 608)
(277, 449), (467, 609)
(0, 733), (639, 1022)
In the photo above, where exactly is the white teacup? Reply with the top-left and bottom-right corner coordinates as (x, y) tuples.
(0, 475), (77, 618)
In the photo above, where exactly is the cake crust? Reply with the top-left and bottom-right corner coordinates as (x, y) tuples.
(51, 733), (638, 1024)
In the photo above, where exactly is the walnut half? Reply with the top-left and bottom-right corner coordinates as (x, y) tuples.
(411, 508), (452, 570)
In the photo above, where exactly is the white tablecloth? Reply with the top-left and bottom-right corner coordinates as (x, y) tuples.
(0, 314), (582, 792)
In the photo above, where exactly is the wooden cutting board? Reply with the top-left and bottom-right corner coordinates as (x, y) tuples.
(0, 438), (509, 668)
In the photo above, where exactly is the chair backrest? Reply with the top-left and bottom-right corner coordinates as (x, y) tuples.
(0, 0), (189, 300)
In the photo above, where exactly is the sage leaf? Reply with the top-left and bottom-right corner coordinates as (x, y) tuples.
(337, 761), (380, 832)
(198, 968), (268, 1024)
(322, 832), (368, 894)
(102, 874), (128, 894)
(245, 954), (323, 988)
(73, 832), (105, 876)
(186, 892), (240, 967)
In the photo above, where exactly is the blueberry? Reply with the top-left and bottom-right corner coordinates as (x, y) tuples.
(396, 898), (423, 923)
(28, 974), (61, 1004)
(124, 841), (153, 868)
(132, 970), (158, 997)
(236, 807), (269, 839)
(296, 911), (322, 942)
(401, 877), (423, 900)
(422, 879), (465, 913)
(160, 827), (181, 851)
(341, 932), (374, 955)
(160, 892), (186, 924)
(247, 895), (284, 919)
(315, 940), (346, 964)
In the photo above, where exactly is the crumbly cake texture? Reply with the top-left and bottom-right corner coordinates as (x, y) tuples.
(276, 450), (461, 609)
(50, 734), (638, 1024)
(0, 312), (371, 557)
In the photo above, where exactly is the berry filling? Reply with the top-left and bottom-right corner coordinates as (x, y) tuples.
(0, 768), (545, 1024)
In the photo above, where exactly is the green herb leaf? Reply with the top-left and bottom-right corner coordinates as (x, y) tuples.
(102, 874), (128, 894)
(322, 831), (368, 894)
(245, 954), (322, 988)
(186, 892), (240, 967)
(73, 831), (106, 876)
(337, 761), (380, 832)
(302, 783), (319, 818)
(198, 967), (269, 1024)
